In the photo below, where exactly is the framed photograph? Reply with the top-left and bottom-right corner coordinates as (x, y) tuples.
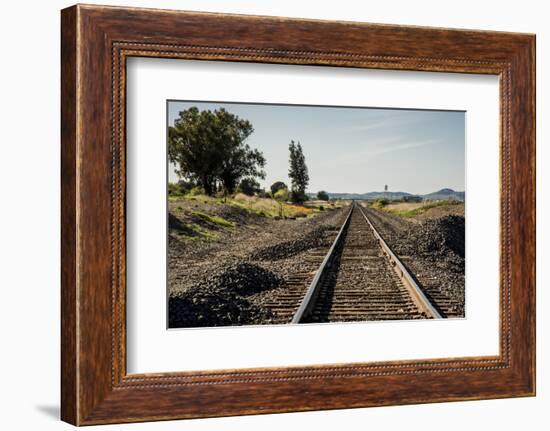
(61, 4), (535, 425)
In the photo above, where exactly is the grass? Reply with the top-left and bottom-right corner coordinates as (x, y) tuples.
(170, 192), (336, 225)
(168, 193), (341, 246)
(377, 200), (461, 218)
(169, 203), (235, 241)
(191, 211), (236, 229)
(169, 192), (341, 243)
(231, 194), (325, 219)
(176, 223), (219, 241)
(371, 199), (389, 210)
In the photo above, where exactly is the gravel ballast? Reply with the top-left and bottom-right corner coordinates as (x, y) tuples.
(168, 202), (347, 328)
(362, 206), (465, 317)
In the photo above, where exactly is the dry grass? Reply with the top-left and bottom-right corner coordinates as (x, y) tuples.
(384, 202), (425, 212)
(378, 200), (462, 218)
(231, 193), (314, 218)
(171, 192), (327, 219)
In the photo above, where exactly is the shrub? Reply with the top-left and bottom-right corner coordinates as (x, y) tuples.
(270, 181), (287, 195)
(168, 182), (184, 196)
(273, 188), (290, 201)
(290, 190), (308, 203)
(188, 186), (205, 196)
(168, 180), (197, 196)
(317, 190), (329, 201)
(256, 189), (269, 198)
(371, 198), (389, 209)
(237, 178), (262, 196)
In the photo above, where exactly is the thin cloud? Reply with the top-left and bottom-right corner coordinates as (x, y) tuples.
(369, 139), (437, 156)
(347, 114), (425, 133)
(329, 137), (438, 166)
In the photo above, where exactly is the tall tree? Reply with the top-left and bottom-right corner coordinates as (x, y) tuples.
(288, 140), (309, 203)
(168, 107), (265, 195)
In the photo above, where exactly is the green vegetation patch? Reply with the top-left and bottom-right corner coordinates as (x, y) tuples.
(371, 198), (389, 210)
(169, 213), (220, 241)
(191, 211), (236, 229)
(178, 223), (219, 241)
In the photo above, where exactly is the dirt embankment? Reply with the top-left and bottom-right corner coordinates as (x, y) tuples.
(411, 203), (465, 222)
(381, 201), (465, 222)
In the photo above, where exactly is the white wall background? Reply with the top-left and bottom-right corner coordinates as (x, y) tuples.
(0, 1), (546, 429)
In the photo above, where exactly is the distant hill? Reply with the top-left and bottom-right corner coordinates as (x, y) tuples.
(319, 191), (413, 200)
(422, 188), (465, 201)
(308, 188), (464, 202)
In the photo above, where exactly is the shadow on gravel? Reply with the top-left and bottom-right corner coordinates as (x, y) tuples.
(169, 263), (283, 328)
(168, 213), (198, 237)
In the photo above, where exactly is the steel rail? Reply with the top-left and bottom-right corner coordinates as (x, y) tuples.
(357, 205), (443, 319)
(290, 204), (354, 324)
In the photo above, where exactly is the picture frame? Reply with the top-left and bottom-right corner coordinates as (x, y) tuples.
(61, 4), (535, 425)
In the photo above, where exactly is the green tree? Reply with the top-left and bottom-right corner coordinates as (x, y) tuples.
(270, 181), (287, 196)
(168, 107), (265, 195)
(218, 137), (266, 195)
(238, 178), (262, 196)
(288, 140), (309, 203)
(317, 191), (329, 201)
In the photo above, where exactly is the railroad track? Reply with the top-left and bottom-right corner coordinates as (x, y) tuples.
(265, 203), (442, 324)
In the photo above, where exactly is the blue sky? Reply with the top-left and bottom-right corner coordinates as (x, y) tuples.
(167, 101), (465, 195)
